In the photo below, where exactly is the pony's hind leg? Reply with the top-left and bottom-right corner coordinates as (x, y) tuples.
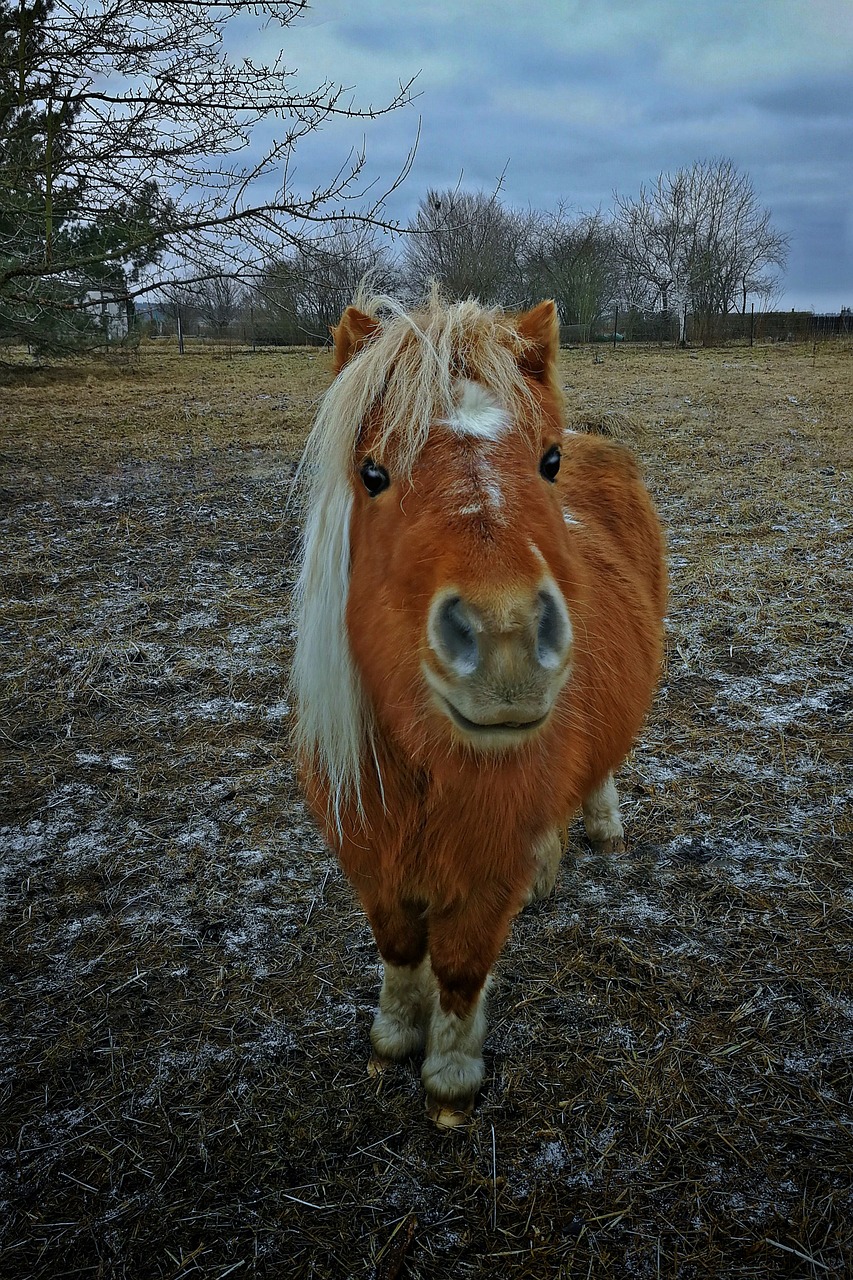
(582, 773), (626, 854)
(526, 827), (563, 903)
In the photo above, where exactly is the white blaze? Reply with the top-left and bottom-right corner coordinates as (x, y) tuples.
(444, 379), (508, 442)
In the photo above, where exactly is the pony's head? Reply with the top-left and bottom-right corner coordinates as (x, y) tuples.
(293, 292), (577, 817)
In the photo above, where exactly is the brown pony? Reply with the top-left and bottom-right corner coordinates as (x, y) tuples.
(292, 292), (666, 1126)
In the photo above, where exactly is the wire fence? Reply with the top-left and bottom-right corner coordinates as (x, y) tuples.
(137, 308), (853, 352)
(562, 309), (853, 346)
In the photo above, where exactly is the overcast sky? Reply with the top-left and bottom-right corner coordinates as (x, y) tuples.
(241, 0), (853, 312)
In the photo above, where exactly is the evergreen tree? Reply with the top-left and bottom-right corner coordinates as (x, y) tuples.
(0, 1), (171, 350)
(0, 1), (413, 355)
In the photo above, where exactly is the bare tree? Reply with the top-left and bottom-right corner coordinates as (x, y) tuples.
(683, 160), (788, 332)
(526, 207), (619, 340)
(244, 257), (304, 345)
(404, 188), (533, 306)
(615, 160), (788, 344)
(190, 270), (243, 338)
(247, 222), (402, 344)
(615, 172), (695, 343)
(0, 0), (416, 350)
(157, 278), (201, 339)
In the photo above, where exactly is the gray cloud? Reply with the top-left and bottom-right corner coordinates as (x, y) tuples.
(248, 0), (853, 311)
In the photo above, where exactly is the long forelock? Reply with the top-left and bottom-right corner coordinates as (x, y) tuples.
(291, 291), (546, 822)
(338, 290), (541, 473)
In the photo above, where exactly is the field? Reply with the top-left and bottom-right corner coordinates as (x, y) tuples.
(1, 335), (851, 1279)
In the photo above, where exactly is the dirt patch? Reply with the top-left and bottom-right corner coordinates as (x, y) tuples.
(1, 339), (851, 1277)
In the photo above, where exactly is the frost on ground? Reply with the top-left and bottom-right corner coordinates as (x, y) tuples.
(0, 342), (851, 1278)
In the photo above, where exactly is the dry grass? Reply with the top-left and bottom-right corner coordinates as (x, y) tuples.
(1, 337), (851, 1278)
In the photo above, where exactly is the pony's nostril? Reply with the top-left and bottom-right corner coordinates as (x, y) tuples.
(537, 589), (571, 669)
(435, 596), (479, 675)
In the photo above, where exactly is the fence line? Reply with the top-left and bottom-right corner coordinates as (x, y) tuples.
(563, 309), (852, 346)
(138, 308), (852, 350)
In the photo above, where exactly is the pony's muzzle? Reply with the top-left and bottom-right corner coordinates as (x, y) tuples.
(425, 584), (572, 736)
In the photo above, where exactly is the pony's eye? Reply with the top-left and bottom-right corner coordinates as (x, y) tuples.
(539, 445), (561, 483)
(359, 459), (390, 497)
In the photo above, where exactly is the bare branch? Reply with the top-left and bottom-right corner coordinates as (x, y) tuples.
(0, 0), (418, 350)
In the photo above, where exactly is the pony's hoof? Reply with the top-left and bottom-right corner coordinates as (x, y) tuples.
(368, 1053), (395, 1077)
(426, 1097), (474, 1129)
(421, 1050), (485, 1121)
(525, 871), (558, 904)
(595, 836), (626, 855)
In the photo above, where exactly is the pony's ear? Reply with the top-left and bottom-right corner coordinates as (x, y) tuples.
(332, 306), (379, 373)
(515, 300), (560, 382)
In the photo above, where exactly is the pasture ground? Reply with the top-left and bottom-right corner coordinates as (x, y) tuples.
(1, 337), (851, 1279)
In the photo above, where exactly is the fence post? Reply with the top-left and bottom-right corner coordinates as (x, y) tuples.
(613, 307), (618, 349)
(749, 302), (754, 348)
(177, 310), (184, 355)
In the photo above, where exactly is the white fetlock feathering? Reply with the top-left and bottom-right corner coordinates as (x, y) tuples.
(582, 774), (625, 850)
(421, 978), (491, 1107)
(370, 958), (433, 1061)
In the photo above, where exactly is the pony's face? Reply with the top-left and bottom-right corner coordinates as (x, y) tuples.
(342, 307), (576, 758)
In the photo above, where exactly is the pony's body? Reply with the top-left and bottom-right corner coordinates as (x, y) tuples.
(294, 294), (666, 1125)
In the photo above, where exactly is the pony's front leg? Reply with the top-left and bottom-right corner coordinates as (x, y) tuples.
(422, 978), (490, 1127)
(370, 954), (432, 1069)
(422, 897), (516, 1127)
(359, 894), (430, 1070)
(582, 773), (626, 854)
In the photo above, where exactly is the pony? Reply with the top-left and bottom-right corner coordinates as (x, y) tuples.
(292, 291), (667, 1126)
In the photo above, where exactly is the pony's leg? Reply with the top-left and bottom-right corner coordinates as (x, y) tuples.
(422, 976), (490, 1127)
(582, 773), (626, 854)
(421, 899), (515, 1127)
(370, 955), (433, 1068)
(361, 896), (430, 1071)
(525, 827), (563, 903)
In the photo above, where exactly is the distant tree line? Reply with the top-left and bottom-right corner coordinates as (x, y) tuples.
(151, 160), (790, 349)
(0, 3), (796, 355)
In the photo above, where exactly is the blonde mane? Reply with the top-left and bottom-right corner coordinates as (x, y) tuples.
(291, 290), (549, 824)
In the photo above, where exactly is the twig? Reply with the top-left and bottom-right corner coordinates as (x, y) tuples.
(765, 1238), (831, 1271)
(491, 1124), (498, 1230)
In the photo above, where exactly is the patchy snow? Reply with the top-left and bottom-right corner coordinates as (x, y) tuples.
(533, 1139), (568, 1173)
(2, 345), (852, 1277)
(265, 699), (291, 721)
